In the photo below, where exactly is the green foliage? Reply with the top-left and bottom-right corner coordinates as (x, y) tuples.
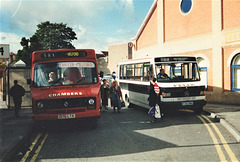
(17, 21), (77, 66)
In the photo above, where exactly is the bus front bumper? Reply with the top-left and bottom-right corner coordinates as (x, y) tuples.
(161, 100), (207, 110)
(33, 110), (100, 120)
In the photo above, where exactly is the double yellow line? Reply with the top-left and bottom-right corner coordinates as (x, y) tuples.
(197, 115), (238, 162)
(20, 133), (48, 162)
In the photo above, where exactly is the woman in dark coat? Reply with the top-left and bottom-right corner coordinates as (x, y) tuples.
(148, 78), (160, 107)
(110, 80), (123, 113)
(148, 78), (163, 122)
(100, 79), (109, 112)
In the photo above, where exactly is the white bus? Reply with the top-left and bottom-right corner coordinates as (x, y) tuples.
(118, 56), (206, 114)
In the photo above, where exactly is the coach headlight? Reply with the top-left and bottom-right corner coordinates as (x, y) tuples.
(88, 99), (95, 105)
(37, 102), (44, 109)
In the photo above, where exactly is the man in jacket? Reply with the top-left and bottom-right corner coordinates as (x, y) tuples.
(9, 80), (25, 117)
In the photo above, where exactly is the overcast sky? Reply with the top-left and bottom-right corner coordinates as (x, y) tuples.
(0, 0), (154, 53)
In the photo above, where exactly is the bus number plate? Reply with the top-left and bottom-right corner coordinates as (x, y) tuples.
(58, 114), (76, 119)
(182, 102), (194, 106)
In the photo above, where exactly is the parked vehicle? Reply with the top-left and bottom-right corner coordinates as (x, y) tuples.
(118, 56), (206, 114)
(28, 49), (101, 126)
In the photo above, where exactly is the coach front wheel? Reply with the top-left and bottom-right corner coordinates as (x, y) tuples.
(125, 95), (131, 108)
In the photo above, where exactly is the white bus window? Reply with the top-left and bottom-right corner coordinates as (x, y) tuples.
(134, 63), (143, 81)
(126, 64), (134, 80)
(197, 57), (208, 90)
(174, 63), (182, 76)
(156, 65), (170, 81)
(120, 65), (126, 79)
(156, 63), (200, 82)
(183, 64), (189, 79)
(143, 62), (152, 81)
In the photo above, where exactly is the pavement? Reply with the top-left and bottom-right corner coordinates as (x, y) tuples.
(0, 100), (239, 161)
(0, 100), (33, 161)
(203, 103), (240, 142)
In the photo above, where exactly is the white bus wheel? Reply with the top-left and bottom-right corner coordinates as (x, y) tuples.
(125, 95), (130, 108)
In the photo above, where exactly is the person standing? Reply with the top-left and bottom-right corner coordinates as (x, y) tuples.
(148, 78), (162, 122)
(110, 80), (123, 113)
(9, 80), (25, 117)
(100, 79), (109, 112)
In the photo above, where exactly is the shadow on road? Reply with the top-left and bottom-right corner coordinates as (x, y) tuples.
(33, 107), (216, 159)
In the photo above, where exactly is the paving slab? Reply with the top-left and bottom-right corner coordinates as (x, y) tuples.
(204, 103), (240, 142)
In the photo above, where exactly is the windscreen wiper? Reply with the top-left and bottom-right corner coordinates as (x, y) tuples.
(72, 78), (84, 87)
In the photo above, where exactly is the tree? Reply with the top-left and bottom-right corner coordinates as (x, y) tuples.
(17, 21), (77, 66)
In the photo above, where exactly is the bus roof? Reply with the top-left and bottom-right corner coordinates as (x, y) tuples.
(32, 49), (96, 63)
(119, 56), (197, 65)
(119, 58), (152, 64)
(154, 56), (196, 63)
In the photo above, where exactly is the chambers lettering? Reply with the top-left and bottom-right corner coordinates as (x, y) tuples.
(48, 92), (83, 98)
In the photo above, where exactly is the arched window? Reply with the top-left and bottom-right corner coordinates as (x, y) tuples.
(197, 57), (208, 90)
(231, 54), (240, 91)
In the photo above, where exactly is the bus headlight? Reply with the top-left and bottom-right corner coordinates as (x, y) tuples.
(88, 99), (95, 105)
(162, 93), (171, 98)
(200, 91), (206, 95)
(37, 102), (44, 109)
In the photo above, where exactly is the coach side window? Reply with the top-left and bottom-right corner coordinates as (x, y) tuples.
(143, 62), (152, 81)
(134, 63), (143, 81)
(126, 64), (134, 80)
(231, 53), (240, 91)
(120, 65), (126, 79)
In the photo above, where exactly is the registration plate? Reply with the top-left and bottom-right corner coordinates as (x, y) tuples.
(58, 114), (76, 119)
(182, 101), (194, 106)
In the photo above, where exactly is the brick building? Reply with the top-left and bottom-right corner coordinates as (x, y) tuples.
(108, 0), (240, 105)
(0, 52), (16, 66)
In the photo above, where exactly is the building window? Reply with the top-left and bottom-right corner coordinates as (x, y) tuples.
(180, 0), (192, 14)
(231, 54), (240, 91)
